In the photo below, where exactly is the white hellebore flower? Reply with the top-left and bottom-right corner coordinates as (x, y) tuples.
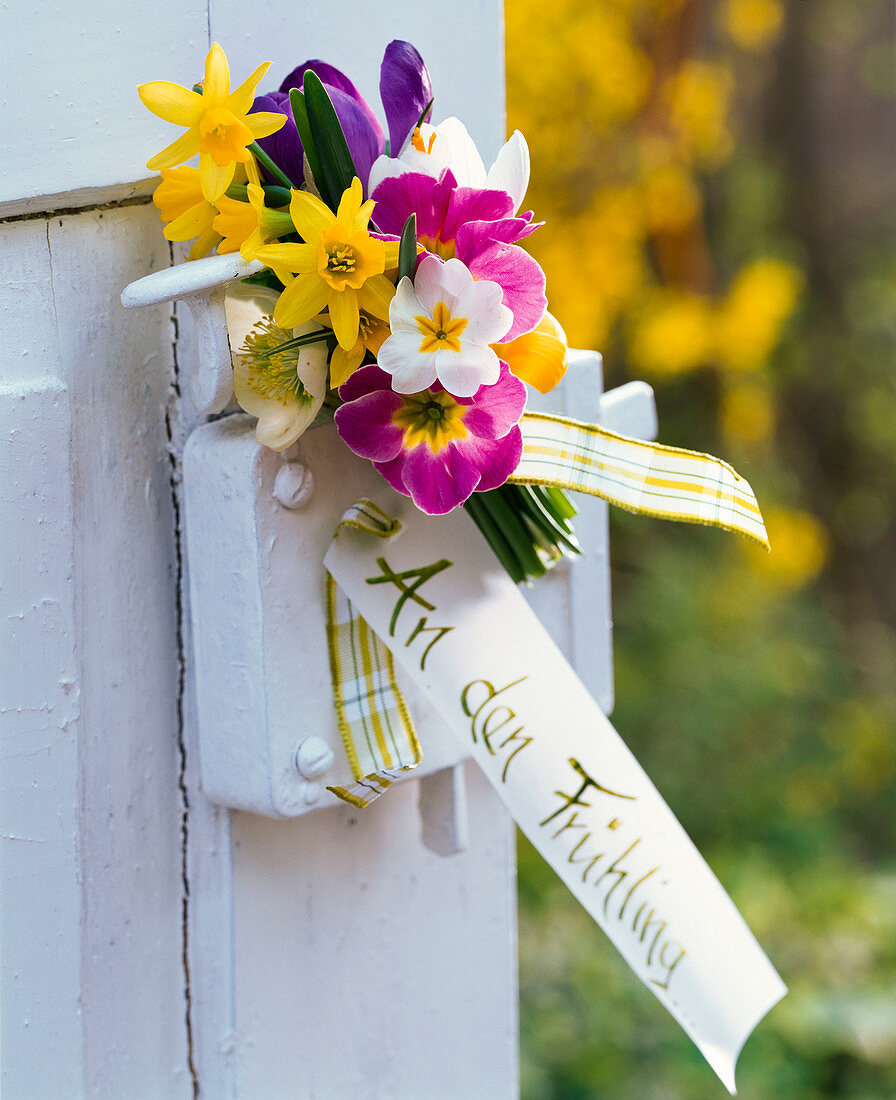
(224, 284), (329, 450)
(368, 117), (530, 214)
(378, 255), (513, 398)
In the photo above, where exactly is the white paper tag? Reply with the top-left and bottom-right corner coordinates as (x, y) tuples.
(325, 497), (785, 1091)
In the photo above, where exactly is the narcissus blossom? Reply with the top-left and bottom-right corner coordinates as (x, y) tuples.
(377, 255), (512, 397)
(334, 363), (526, 514)
(213, 183), (295, 259)
(152, 166), (221, 259)
(253, 178), (399, 351)
(140, 43), (286, 203)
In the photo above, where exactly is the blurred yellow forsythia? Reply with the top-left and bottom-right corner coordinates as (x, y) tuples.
(506, 0), (803, 451)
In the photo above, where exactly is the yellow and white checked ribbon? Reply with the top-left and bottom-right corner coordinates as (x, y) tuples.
(324, 423), (768, 807)
(325, 501), (422, 807)
(510, 412), (769, 549)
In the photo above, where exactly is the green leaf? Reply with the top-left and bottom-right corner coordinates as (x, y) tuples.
(289, 88), (325, 205)
(398, 214), (418, 282)
(302, 70), (358, 210)
(241, 270), (285, 292)
(257, 331), (334, 357)
(247, 141), (294, 190)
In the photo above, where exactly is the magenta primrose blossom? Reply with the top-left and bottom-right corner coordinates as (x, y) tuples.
(334, 363), (526, 515)
(378, 255), (513, 398)
(371, 168), (548, 341)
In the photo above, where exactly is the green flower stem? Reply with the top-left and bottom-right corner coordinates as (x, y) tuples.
(464, 495), (527, 584)
(248, 142), (295, 190)
(258, 331), (334, 357)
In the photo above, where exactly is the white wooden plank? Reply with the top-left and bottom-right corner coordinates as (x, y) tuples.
(231, 763), (518, 1099)
(48, 205), (191, 1095)
(0, 0), (208, 207)
(1, 377), (83, 1099)
(210, 0), (507, 162)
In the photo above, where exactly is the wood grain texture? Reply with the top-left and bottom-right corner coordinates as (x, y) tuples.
(1, 376), (83, 1099)
(231, 763), (518, 1099)
(0, 208), (192, 1096)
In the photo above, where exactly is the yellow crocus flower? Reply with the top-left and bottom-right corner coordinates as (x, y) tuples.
(139, 43), (286, 202)
(253, 178), (399, 353)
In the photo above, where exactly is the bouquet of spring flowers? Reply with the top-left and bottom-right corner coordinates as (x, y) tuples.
(140, 40), (579, 584)
(134, 46), (786, 1080)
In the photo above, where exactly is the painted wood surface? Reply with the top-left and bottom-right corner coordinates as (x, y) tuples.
(1, 208), (191, 1096)
(0, 3), (570, 1095)
(2, 1), (505, 213)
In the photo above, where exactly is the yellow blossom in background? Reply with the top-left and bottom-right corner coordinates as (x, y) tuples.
(664, 61), (735, 166)
(745, 507), (829, 588)
(639, 163), (702, 233)
(720, 379), (776, 445)
(629, 290), (715, 377)
(720, 0), (785, 52)
(715, 258), (804, 370)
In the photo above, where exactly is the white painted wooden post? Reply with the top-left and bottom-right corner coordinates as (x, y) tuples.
(1, 6), (656, 1097)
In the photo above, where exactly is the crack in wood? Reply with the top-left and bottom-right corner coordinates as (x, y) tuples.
(165, 252), (200, 1097)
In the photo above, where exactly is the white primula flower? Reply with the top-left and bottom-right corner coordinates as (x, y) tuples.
(377, 255), (514, 398)
(368, 117), (530, 214)
(224, 284), (328, 451)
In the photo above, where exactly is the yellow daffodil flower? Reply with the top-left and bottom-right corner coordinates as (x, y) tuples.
(253, 177), (399, 353)
(214, 183), (295, 259)
(139, 43), (286, 203)
(153, 159), (261, 260)
(153, 165), (220, 259)
(492, 311), (569, 394)
(225, 284), (328, 450)
(318, 308), (392, 387)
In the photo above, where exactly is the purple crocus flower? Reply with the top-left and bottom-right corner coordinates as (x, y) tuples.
(252, 91), (304, 187)
(251, 43), (432, 195)
(334, 363), (526, 515)
(372, 168), (548, 341)
(380, 41), (433, 156)
(252, 61), (388, 189)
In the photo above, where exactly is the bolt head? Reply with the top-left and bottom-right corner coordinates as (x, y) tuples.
(273, 463), (314, 509)
(295, 736), (334, 780)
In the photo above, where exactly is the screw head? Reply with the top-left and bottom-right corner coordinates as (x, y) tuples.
(295, 736), (334, 780)
(273, 463), (314, 509)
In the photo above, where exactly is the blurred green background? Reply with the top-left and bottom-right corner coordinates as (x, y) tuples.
(505, 1), (896, 1096)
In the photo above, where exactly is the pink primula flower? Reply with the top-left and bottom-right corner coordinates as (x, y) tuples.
(370, 168), (548, 341)
(334, 363), (526, 515)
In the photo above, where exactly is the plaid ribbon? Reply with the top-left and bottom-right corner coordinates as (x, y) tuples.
(325, 501), (422, 807)
(510, 412), (769, 549)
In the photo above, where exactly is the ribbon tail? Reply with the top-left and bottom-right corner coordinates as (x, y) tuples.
(325, 502), (422, 807)
(510, 412), (769, 550)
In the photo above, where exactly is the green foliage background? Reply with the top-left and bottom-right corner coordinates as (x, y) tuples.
(506, 1), (896, 1095)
